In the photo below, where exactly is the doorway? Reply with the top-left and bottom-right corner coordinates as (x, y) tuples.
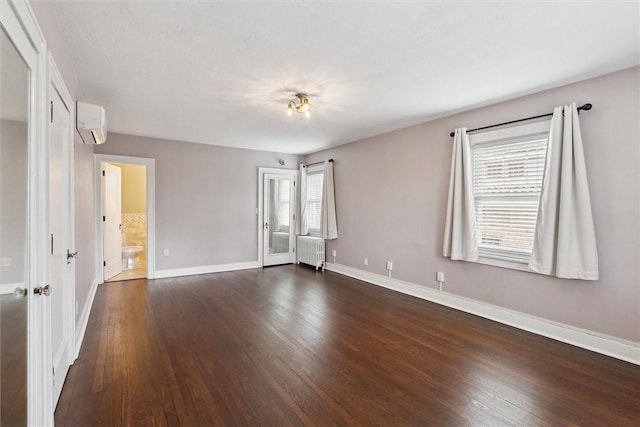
(103, 162), (148, 282)
(258, 168), (297, 267)
(95, 155), (156, 283)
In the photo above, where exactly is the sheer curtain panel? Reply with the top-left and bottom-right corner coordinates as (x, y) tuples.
(321, 160), (338, 239)
(529, 103), (599, 279)
(443, 128), (478, 261)
(296, 164), (308, 235)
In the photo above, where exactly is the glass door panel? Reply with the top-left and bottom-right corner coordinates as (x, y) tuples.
(0, 26), (29, 426)
(263, 173), (296, 266)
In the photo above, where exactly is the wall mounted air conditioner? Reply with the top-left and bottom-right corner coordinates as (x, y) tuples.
(76, 102), (107, 144)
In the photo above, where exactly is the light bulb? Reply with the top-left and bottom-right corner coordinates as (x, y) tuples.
(287, 105), (293, 116)
(305, 110), (310, 119)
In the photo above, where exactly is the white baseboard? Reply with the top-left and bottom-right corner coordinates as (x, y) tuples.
(75, 279), (99, 359)
(154, 261), (260, 279)
(325, 262), (640, 365)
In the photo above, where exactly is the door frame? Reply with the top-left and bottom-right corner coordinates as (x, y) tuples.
(48, 52), (76, 405)
(257, 167), (297, 267)
(1, 0), (51, 424)
(94, 154), (156, 282)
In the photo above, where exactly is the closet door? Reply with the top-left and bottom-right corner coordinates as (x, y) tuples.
(1, 0), (51, 425)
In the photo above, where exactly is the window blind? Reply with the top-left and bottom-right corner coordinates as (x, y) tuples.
(472, 136), (547, 262)
(306, 171), (324, 232)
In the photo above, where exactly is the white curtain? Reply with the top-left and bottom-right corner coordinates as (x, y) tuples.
(529, 103), (599, 280)
(296, 164), (308, 235)
(443, 128), (478, 261)
(320, 160), (338, 239)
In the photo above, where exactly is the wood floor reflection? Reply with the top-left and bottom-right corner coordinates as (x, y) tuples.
(1, 294), (27, 427)
(56, 265), (640, 426)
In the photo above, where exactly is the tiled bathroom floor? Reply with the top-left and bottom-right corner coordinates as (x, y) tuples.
(106, 266), (147, 282)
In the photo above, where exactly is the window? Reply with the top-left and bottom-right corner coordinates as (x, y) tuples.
(306, 167), (324, 236)
(470, 120), (550, 265)
(276, 180), (290, 230)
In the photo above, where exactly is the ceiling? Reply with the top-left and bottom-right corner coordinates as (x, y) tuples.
(51, 1), (639, 155)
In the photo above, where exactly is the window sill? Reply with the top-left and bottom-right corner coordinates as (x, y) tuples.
(474, 256), (531, 273)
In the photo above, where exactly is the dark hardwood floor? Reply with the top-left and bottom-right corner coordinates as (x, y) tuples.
(56, 265), (639, 426)
(1, 294), (27, 427)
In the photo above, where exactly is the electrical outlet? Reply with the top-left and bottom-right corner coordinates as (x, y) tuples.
(163, 248), (170, 256)
(436, 271), (445, 282)
(386, 261), (393, 270)
(332, 250), (337, 257)
(0, 257), (11, 267)
(364, 257), (368, 266)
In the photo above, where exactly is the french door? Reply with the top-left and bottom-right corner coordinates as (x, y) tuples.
(1, 0), (52, 424)
(262, 172), (296, 266)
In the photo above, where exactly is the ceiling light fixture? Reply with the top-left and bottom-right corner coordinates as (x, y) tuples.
(287, 93), (311, 119)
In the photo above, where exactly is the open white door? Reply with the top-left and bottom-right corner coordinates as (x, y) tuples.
(103, 163), (122, 280)
(49, 67), (75, 406)
(263, 173), (296, 266)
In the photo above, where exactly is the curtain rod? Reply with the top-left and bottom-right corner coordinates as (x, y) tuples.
(302, 159), (333, 168)
(448, 103), (592, 138)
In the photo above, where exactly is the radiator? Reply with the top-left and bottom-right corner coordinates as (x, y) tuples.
(296, 236), (325, 270)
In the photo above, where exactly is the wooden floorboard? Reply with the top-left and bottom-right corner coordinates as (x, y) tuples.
(55, 265), (640, 426)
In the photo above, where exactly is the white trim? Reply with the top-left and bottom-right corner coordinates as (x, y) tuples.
(325, 262), (640, 365)
(74, 279), (99, 359)
(94, 154), (157, 283)
(155, 261), (260, 279)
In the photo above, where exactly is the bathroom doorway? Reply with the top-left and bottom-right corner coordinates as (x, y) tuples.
(105, 162), (147, 282)
(94, 154), (156, 283)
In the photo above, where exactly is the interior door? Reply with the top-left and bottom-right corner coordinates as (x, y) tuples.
(0, 25), (29, 426)
(49, 82), (74, 406)
(263, 174), (296, 266)
(103, 163), (122, 280)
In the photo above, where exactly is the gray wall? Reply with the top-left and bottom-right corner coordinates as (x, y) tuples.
(95, 134), (301, 270)
(0, 120), (27, 285)
(306, 66), (640, 343)
(31, 1), (96, 328)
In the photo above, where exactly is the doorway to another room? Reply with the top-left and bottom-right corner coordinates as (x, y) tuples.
(95, 154), (156, 283)
(104, 162), (148, 282)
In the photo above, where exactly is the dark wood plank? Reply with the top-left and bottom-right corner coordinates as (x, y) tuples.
(1, 294), (27, 427)
(56, 265), (640, 426)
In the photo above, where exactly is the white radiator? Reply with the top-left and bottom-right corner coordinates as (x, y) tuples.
(296, 236), (325, 270)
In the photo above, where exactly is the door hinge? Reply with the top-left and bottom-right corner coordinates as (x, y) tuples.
(103, 261), (106, 267)
(102, 170), (105, 177)
(50, 234), (54, 255)
(50, 101), (53, 123)
(293, 214), (295, 221)
(103, 215), (106, 222)
(293, 247), (295, 253)
(53, 367), (55, 385)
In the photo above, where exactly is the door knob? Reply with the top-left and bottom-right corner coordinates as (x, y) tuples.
(34, 285), (51, 296)
(13, 287), (27, 299)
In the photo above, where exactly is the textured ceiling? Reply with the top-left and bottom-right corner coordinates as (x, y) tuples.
(52, 1), (639, 154)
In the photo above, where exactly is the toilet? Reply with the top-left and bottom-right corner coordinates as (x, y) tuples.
(121, 246), (144, 270)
